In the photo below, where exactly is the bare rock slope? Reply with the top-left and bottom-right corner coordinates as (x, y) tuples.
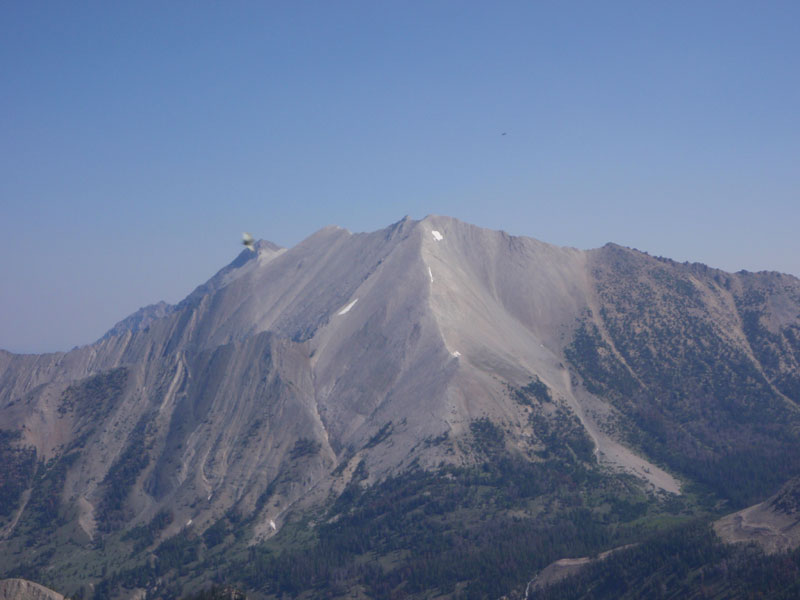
(0, 579), (64, 600)
(2, 215), (800, 596)
(0, 217), (680, 543)
(715, 477), (800, 554)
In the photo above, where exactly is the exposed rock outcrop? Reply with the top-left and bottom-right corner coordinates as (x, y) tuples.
(0, 579), (64, 600)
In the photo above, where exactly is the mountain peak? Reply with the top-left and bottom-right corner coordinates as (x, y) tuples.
(4, 217), (800, 599)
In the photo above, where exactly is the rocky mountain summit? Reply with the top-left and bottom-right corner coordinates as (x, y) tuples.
(2, 216), (800, 599)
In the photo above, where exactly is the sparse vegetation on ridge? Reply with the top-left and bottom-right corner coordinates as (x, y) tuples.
(0, 429), (36, 518)
(288, 437), (321, 459)
(97, 415), (153, 532)
(533, 520), (800, 600)
(58, 368), (128, 421)
(566, 250), (800, 509)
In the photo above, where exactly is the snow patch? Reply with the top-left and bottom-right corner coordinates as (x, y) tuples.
(428, 266), (434, 283)
(337, 298), (358, 315)
(431, 230), (444, 241)
(269, 519), (277, 531)
(451, 351), (461, 357)
(186, 519), (193, 527)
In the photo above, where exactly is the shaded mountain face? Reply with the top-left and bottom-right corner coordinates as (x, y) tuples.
(569, 246), (800, 507)
(1, 215), (800, 598)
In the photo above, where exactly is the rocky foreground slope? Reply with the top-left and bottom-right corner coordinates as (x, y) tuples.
(2, 216), (800, 598)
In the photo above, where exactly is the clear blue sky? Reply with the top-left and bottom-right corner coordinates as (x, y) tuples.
(2, 1), (799, 353)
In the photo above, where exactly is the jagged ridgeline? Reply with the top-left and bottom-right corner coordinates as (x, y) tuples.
(1, 216), (799, 599)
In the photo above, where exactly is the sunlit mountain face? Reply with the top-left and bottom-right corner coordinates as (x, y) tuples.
(2, 216), (800, 599)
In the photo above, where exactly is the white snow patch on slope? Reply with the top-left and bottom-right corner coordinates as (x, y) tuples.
(428, 266), (434, 283)
(451, 351), (461, 357)
(337, 298), (358, 315)
(431, 230), (444, 241)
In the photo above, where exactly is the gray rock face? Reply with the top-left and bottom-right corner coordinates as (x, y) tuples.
(0, 579), (64, 600)
(101, 301), (176, 341)
(715, 477), (800, 554)
(1, 214), (799, 564)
